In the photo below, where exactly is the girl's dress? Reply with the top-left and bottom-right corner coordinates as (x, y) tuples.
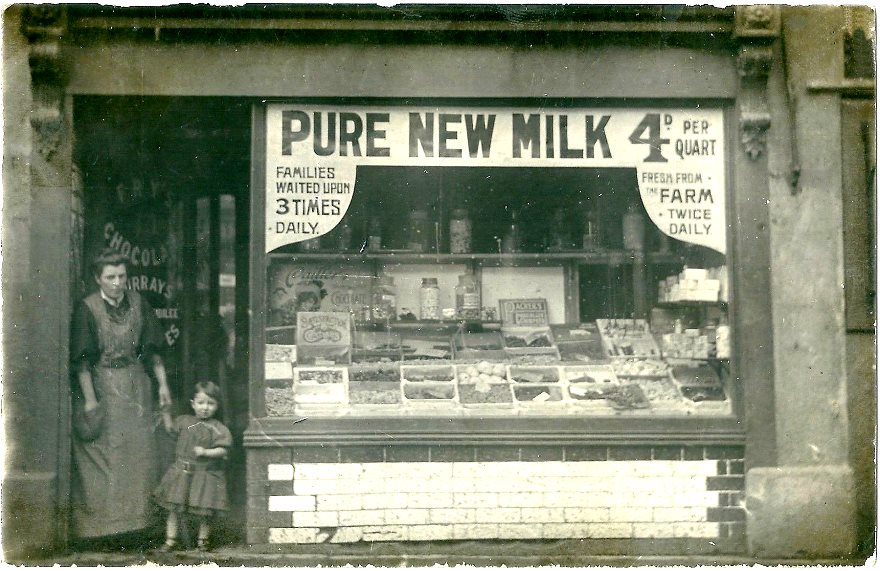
(154, 415), (232, 516)
(69, 290), (164, 538)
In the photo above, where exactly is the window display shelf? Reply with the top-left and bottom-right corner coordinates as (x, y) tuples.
(269, 250), (681, 267)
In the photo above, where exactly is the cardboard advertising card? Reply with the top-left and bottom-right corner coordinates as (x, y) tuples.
(296, 312), (352, 365)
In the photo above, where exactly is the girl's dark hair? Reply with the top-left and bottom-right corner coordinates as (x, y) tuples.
(192, 381), (223, 411)
(91, 247), (129, 278)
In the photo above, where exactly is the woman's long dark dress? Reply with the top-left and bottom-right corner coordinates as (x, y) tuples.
(70, 290), (164, 538)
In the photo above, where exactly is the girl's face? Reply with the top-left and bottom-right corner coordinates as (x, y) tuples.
(191, 391), (219, 420)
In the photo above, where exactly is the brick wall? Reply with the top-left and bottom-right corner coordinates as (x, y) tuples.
(247, 445), (745, 552)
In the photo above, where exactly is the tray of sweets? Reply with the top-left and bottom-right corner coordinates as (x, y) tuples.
(265, 344), (297, 363)
(455, 362), (513, 408)
(631, 377), (690, 413)
(401, 382), (458, 405)
(401, 364), (455, 383)
(458, 383), (514, 406)
(264, 387), (297, 417)
(563, 366), (620, 406)
(610, 358), (670, 379)
(512, 384), (566, 408)
(508, 366), (560, 384)
(348, 381), (401, 406)
(453, 331), (507, 361)
(293, 383), (347, 405)
(352, 331), (403, 363)
(602, 383), (652, 411)
(347, 363), (402, 407)
(502, 326), (559, 357)
(401, 336), (453, 361)
(294, 367), (347, 385)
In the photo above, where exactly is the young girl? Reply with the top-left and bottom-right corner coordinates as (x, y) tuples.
(154, 381), (232, 551)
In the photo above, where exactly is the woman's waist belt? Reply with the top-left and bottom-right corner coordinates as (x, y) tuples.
(98, 356), (139, 368)
(176, 459), (224, 472)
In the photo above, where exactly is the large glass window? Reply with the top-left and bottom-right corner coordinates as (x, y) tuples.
(258, 103), (732, 419)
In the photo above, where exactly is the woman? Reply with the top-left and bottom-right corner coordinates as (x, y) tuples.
(70, 248), (173, 543)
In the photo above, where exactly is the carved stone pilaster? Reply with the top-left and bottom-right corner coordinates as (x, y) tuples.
(737, 45), (774, 82)
(740, 112), (772, 161)
(21, 5), (67, 160)
(734, 5), (780, 161)
(735, 5), (782, 38)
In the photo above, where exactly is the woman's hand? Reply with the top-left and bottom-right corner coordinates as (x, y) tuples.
(84, 399), (100, 413)
(193, 446), (206, 457)
(158, 384), (172, 408)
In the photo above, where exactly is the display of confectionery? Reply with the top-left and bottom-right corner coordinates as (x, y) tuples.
(265, 286), (730, 416)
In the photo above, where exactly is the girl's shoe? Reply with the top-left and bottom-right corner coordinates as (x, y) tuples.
(158, 539), (178, 553)
(196, 538), (210, 552)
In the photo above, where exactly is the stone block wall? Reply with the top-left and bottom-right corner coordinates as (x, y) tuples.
(246, 445), (745, 553)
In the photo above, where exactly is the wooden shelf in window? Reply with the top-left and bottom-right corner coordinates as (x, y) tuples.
(269, 250), (682, 267)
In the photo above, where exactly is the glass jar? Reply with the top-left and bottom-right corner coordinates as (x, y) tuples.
(299, 236), (321, 252)
(336, 220), (353, 252)
(407, 209), (431, 252)
(622, 203), (645, 251)
(367, 216), (382, 251)
(455, 270), (481, 320)
(419, 277), (440, 320)
(449, 208), (472, 254)
(501, 212), (521, 254)
(582, 203), (601, 251)
(549, 208), (568, 251)
(371, 275), (397, 321)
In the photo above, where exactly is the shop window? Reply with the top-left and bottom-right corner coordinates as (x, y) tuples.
(256, 103), (733, 419)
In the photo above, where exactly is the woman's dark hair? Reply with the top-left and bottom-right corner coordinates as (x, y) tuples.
(91, 248), (129, 278)
(192, 381), (223, 411)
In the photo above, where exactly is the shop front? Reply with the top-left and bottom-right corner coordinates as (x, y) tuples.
(246, 101), (745, 551)
(4, 4), (871, 560)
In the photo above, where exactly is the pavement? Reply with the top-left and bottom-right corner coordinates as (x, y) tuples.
(6, 541), (874, 568)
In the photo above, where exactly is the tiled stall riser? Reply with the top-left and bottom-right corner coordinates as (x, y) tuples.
(247, 446), (745, 551)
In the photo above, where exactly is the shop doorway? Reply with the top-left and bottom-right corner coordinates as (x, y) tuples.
(73, 97), (252, 542)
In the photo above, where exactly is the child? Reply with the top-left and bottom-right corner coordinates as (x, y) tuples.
(154, 381), (232, 551)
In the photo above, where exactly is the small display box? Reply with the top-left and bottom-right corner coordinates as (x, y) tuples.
(352, 330), (403, 363)
(401, 364), (458, 407)
(348, 363), (402, 409)
(296, 312), (352, 365)
(596, 319), (661, 358)
(455, 362), (513, 409)
(293, 366), (349, 406)
(452, 331), (507, 361)
(264, 344), (295, 386)
(498, 298), (560, 360)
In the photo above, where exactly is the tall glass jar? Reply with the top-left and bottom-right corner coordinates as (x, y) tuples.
(449, 208), (472, 254)
(407, 209), (431, 252)
(367, 216), (382, 251)
(419, 277), (440, 320)
(455, 270), (481, 320)
(371, 275), (397, 321)
(622, 203), (645, 251)
(582, 203), (601, 251)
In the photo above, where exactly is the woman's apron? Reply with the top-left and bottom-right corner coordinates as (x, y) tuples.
(71, 292), (157, 538)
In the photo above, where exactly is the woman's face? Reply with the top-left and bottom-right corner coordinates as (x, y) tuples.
(95, 263), (127, 301)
